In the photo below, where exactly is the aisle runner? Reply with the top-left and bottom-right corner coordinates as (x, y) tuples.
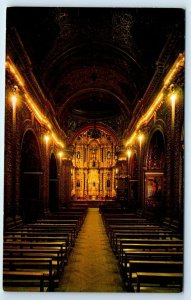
(56, 208), (125, 292)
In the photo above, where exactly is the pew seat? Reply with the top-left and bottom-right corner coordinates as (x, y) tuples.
(136, 272), (183, 292)
(127, 260), (183, 291)
(3, 270), (48, 292)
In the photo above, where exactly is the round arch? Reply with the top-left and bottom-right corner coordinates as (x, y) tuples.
(70, 123), (119, 145)
(20, 130), (43, 223)
(144, 129), (165, 214)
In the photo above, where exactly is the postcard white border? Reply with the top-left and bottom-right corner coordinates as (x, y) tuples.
(0, 1), (190, 300)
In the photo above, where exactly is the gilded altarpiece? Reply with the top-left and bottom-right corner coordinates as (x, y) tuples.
(71, 129), (117, 200)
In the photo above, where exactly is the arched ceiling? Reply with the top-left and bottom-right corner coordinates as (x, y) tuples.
(7, 7), (184, 139)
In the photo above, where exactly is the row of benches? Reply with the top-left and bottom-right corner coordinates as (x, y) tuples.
(101, 208), (183, 293)
(3, 205), (88, 292)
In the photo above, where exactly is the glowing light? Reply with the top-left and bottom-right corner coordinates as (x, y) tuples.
(164, 53), (184, 87)
(138, 134), (143, 143)
(27, 95), (64, 148)
(52, 132), (65, 149)
(127, 149), (132, 160)
(6, 59), (65, 150)
(58, 151), (64, 159)
(126, 132), (137, 147)
(170, 92), (177, 131)
(127, 149), (132, 172)
(6, 59), (25, 87)
(125, 53), (184, 148)
(27, 98), (47, 123)
(170, 92), (177, 106)
(11, 94), (17, 110)
(138, 133), (144, 152)
(44, 134), (50, 144)
(10, 94), (18, 128)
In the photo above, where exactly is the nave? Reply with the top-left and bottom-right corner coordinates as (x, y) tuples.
(3, 204), (183, 292)
(4, 7), (185, 294)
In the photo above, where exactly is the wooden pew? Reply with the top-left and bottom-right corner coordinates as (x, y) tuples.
(7, 227), (76, 244)
(118, 238), (183, 256)
(121, 251), (183, 275)
(128, 260), (183, 291)
(112, 232), (182, 253)
(103, 218), (151, 231)
(3, 248), (63, 276)
(3, 241), (66, 265)
(99, 208), (130, 214)
(107, 225), (162, 239)
(4, 235), (71, 259)
(3, 270), (47, 292)
(3, 257), (56, 291)
(120, 243), (183, 268)
(35, 219), (81, 231)
(109, 228), (175, 246)
(102, 215), (147, 225)
(101, 213), (137, 220)
(108, 224), (160, 232)
(44, 212), (86, 225)
(4, 229), (75, 247)
(136, 272), (183, 292)
(23, 223), (78, 238)
(119, 240), (183, 257)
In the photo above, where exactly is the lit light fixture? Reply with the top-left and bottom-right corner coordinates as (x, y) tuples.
(127, 149), (132, 160)
(10, 86), (19, 127)
(127, 149), (132, 171)
(6, 59), (65, 149)
(169, 85), (178, 131)
(125, 53), (184, 148)
(58, 151), (63, 159)
(44, 133), (50, 145)
(170, 92), (177, 105)
(138, 133), (143, 143)
(11, 94), (17, 110)
(138, 133), (144, 152)
(10, 85), (19, 109)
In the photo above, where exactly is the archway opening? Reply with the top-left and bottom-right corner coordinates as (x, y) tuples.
(49, 153), (58, 212)
(144, 130), (165, 215)
(20, 130), (42, 223)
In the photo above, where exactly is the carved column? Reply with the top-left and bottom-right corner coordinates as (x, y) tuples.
(40, 129), (50, 214)
(164, 83), (184, 219)
(4, 87), (15, 225)
(172, 89), (184, 219)
(60, 159), (72, 205)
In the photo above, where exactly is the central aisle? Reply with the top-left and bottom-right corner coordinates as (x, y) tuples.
(56, 208), (125, 292)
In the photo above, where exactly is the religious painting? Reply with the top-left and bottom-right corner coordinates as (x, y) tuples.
(145, 172), (164, 209)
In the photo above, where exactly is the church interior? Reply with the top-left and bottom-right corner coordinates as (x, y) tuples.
(3, 7), (184, 293)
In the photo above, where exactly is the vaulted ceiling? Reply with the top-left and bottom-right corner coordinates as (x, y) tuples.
(6, 7), (185, 139)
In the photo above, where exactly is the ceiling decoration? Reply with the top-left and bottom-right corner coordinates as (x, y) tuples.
(6, 7), (184, 140)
